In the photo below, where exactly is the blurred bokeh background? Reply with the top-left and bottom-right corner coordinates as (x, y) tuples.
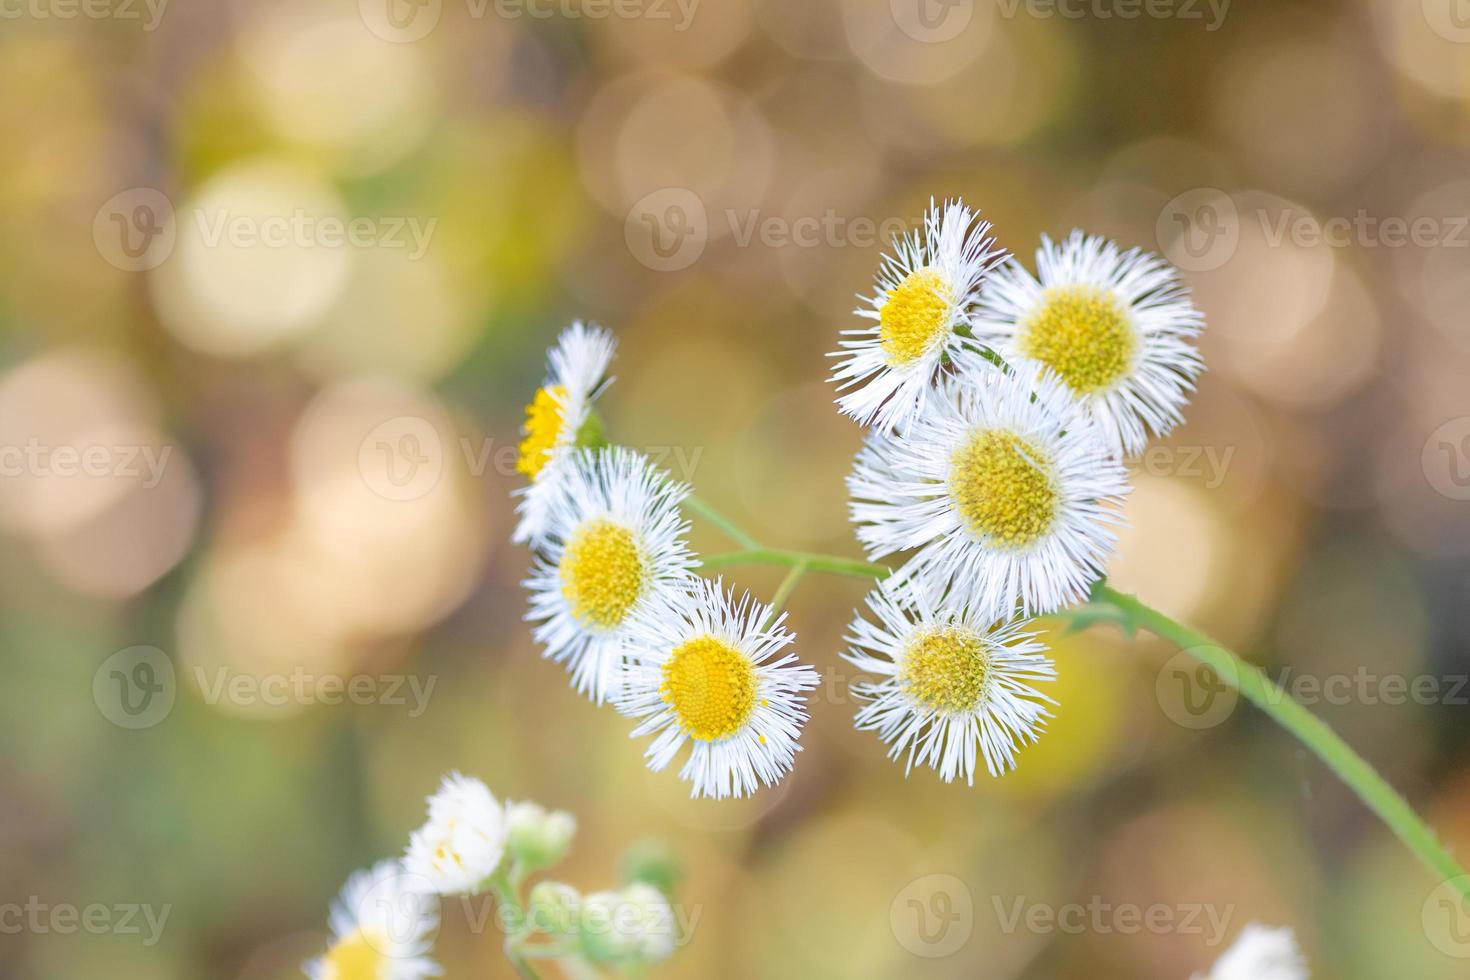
(5, 0), (1470, 976)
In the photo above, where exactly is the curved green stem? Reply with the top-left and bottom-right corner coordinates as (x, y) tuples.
(683, 494), (761, 550)
(681, 484), (1469, 899)
(1085, 583), (1470, 901)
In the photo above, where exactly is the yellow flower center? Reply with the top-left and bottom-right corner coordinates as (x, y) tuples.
(517, 384), (569, 479)
(320, 928), (388, 980)
(660, 636), (757, 741)
(879, 267), (955, 366)
(1020, 284), (1135, 394)
(559, 519), (646, 629)
(949, 429), (1058, 549)
(901, 627), (990, 714)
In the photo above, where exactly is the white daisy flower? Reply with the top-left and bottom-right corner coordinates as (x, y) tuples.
(403, 773), (508, 896)
(305, 860), (440, 980)
(1195, 924), (1308, 980)
(618, 577), (820, 800)
(848, 363), (1129, 620)
(513, 321), (616, 548)
(843, 581), (1055, 784)
(830, 198), (1006, 431)
(972, 230), (1204, 457)
(525, 447), (698, 704)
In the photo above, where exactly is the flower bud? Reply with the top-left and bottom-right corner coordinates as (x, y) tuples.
(506, 800), (576, 869)
(527, 881), (581, 937)
(578, 883), (677, 965)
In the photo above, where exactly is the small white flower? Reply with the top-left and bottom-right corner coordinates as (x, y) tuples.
(843, 580), (1055, 784)
(525, 447), (698, 704)
(1196, 924), (1308, 980)
(849, 363), (1129, 620)
(305, 860), (440, 980)
(618, 578), (820, 800)
(505, 800), (576, 868)
(513, 321), (616, 548)
(579, 883), (677, 965)
(404, 773), (508, 896)
(830, 198), (1006, 431)
(972, 230), (1204, 457)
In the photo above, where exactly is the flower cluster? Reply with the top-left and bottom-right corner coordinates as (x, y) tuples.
(514, 326), (820, 799)
(305, 773), (683, 978)
(834, 198), (1204, 784)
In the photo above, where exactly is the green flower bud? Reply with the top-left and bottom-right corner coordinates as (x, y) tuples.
(527, 881), (581, 937)
(506, 800), (576, 870)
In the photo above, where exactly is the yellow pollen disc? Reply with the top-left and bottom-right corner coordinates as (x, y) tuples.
(320, 928), (387, 980)
(659, 636), (757, 742)
(1020, 284), (1136, 393)
(517, 384), (569, 479)
(949, 428), (1058, 549)
(901, 627), (990, 714)
(559, 520), (646, 629)
(879, 267), (955, 366)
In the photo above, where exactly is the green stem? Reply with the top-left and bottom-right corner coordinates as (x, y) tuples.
(682, 488), (1470, 899)
(1087, 583), (1470, 901)
(488, 872), (543, 980)
(683, 493), (761, 550)
(702, 548), (890, 580)
(762, 560), (809, 629)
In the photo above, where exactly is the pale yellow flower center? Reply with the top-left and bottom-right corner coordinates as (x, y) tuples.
(660, 636), (757, 741)
(517, 383), (569, 479)
(901, 627), (989, 713)
(559, 519), (646, 629)
(1020, 284), (1135, 393)
(319, 928), (388, 980)
(879, 267), (955, 366)
(949, 429), (1058, 548)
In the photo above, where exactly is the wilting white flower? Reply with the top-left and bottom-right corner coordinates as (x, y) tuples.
(843, 580), (1055, 784)
(848, 363), (1129, 620)
(305, 860), (440, 980)
(831, 198), (1006, 431)
(973, 230), (1204, 457)
(525, 447), (698, 703)
(404, 773), (508, 895)
(618, 577), (820, 799)
(513, 321), (616, 548)
(1195, 923), (1308, 980)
